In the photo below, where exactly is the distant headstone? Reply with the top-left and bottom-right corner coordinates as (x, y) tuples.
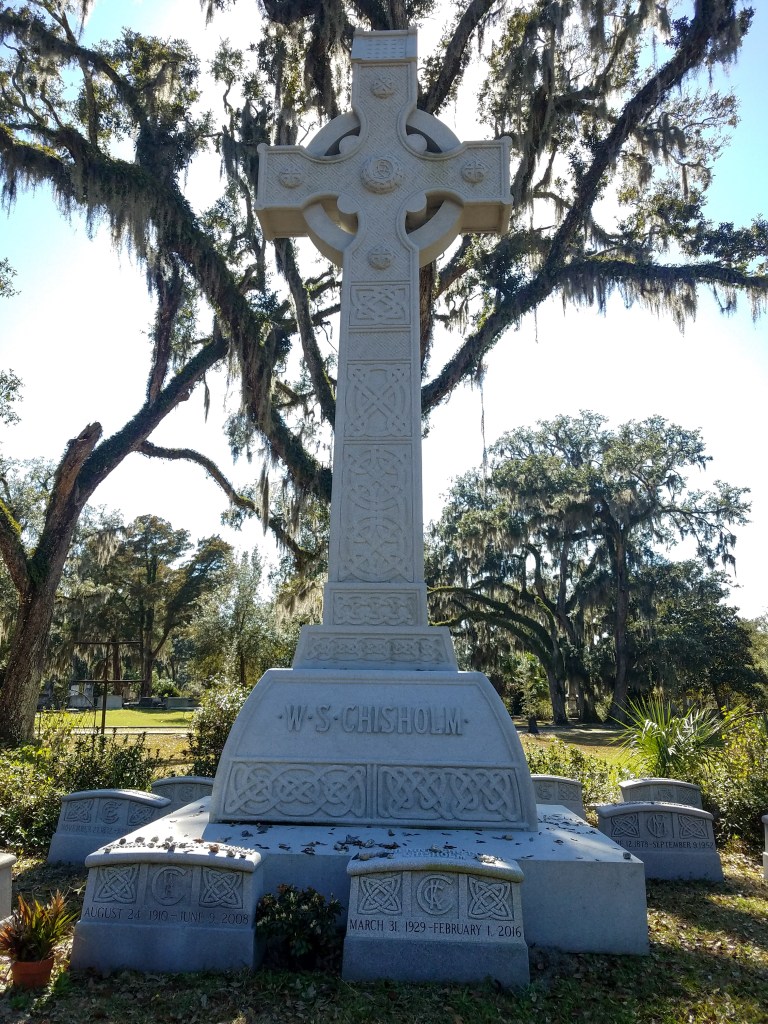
(0, 850), (15, 920)
(164, 696), (194, 710)
(342, 848), (528, 988)
(620, 778), (703, 808)
(71, 838), (262, 973)
(596, 803), (723, 881)
(762, 813), (767, 881)
(151, 776), (214, 811)
(531, 775), (586, 818)
(48, 790), (171, 865)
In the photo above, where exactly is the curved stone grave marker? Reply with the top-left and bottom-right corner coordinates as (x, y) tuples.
(620, 778), (702, 809)
(0, 850), (15, 920)
(596, 803), (722, 881)
(151, 776), (214, 812)
(71, 838), (262, 973)
(531, 775), (586, 818)
(343, 848), (528, 988)
(47, 790), (171, 865)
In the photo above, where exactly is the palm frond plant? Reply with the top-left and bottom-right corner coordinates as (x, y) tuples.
(616, 697), (727, 781)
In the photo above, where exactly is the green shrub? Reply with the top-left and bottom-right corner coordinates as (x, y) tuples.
(256, 884), (343, 970)
(185, 683), (250, 777)
(700, 712), (768, 851)
(0, 746), (65, 852)
(522, 737), (631, 806)
(0, 727), (162, 854)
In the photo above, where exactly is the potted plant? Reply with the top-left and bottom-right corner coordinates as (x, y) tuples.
(0, 891), (77, 989)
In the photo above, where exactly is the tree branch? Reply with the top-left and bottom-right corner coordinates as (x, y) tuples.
(421, 0), (499, 115)
(0, 500), (30, 594)
(138, 440), (308, 562)
(274, 238), (336, 426)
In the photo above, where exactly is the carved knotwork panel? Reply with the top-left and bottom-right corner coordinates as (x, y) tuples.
(378, 767), (521, 822)
(224, 763), (368, 819)
(339, 445), (413, 582)
(345, 364), (410, 438)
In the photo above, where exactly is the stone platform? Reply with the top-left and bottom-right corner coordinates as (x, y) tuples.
(70, 796), (648, 965)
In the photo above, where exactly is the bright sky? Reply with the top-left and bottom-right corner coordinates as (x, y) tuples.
(1, 1), (766, 618)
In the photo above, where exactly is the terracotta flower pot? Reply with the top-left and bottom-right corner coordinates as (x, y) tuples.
(10, 957), (54, 990)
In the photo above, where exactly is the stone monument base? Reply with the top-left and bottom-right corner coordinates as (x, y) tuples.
(69, 798), (648, 969)
(209, 669), (539, 832)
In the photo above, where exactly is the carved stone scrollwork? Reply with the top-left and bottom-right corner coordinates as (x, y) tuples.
(611, 813), (640, 838)
(333, 592), (416, 625)
(94, 865), (139, 904)
(467, 876), (514, 920)
(350, 284), (409, 325)
(346, 365), (409, 438)
(379, 767), (521, 822)
(359, 873), (402, 914)
(64, 799), (93, 823)
(200, 869), (243, 909)
(678, 814), (708, 839)
(225, 763), (367, 818)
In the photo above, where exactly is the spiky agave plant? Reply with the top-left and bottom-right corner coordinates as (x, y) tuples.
(616, 697), (727, 781)
(0, 891), (77, 962)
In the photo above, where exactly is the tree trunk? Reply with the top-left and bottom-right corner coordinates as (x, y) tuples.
(545, 665), (568, 726)
(110, 640), (122, 695)
(609, 530), (631, 724)
(0, 582), (60, 745)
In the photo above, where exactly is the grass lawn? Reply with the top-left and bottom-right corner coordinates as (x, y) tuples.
(44, 708), (196, 731)
(2, 851), (767, 1023)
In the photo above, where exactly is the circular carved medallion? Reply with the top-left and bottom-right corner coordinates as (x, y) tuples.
(278, 163), (304, 189)
(461, 157), (487, 184)
(367, 245), (394, 269)
(371, 74), (396, 98)
(361, 156), (404, 194)
(416, 874), (454, 916)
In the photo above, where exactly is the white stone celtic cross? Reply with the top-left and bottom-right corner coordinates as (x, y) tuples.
(256, 28), (511, 670)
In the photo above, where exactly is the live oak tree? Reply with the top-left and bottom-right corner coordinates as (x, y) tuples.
(65, 514), (232, 698)
(181, 548), (300, 689)
(1, 0), (766, 742)
(427, 413), (751, 722)
(627, 560), (767, 709)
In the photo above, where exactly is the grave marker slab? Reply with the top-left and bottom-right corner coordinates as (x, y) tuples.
(531, 775), (586, 818)
(151, 776), (214, 811)
(48, 790), (171, 865)
(71, 838), (262, 973)
(596, 802), (722, 881)
(343, 848), (528, 987)
(620, 778), (702, 808)
(0, 850), (15, 920)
